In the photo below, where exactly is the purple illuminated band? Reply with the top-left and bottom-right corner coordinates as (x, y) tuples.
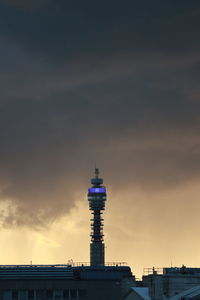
(88, 188), (106, 193)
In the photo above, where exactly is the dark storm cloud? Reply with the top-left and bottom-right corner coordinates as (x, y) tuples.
(0, 0), (200, 228)
(3, 0), (53, 10)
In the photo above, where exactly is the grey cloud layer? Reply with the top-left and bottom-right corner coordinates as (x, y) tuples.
(0, 1), (199, 228)
(3, 0), (53, 10)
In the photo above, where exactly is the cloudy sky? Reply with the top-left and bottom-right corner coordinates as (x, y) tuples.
(0, 0), (200, 277)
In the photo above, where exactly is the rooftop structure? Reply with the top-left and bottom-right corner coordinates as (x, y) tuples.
(123, 287), (150, 300)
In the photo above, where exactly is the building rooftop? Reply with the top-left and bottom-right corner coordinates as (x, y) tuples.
(0, 263), (132, 281)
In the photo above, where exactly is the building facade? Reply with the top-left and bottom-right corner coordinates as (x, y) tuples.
(0, 264), (133, 300)
(143, 266), (200, 300)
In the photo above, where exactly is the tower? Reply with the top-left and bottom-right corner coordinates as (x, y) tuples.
(88, 168), (106, 266)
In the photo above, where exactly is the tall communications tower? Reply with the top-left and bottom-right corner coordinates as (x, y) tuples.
(88, 168), (107, 266)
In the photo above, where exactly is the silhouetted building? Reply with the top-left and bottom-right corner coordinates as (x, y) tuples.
(0, 263), (133, 299)
(0, 169), (134, 299)
(142, 266), (200, 300)
(123, 287), (150, 300)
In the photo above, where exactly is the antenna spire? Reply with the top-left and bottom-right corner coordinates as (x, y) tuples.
(95, 167), (99, 178)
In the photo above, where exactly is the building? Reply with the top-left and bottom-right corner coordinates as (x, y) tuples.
(0, 263), (133, 299)
(122, 287), (150, 300)
(168, 285), (200, 300)
(0, 169), (134, 300)
(142, 266), (200, 300)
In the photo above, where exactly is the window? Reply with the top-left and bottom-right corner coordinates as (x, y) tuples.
(79, 290), (86, 298)
(12, 291), (18, 300)
(36, 290), (44, 299)
(63, 290), (69, 299)
(3, 291), (12, 300)
(54, 290), (62, 299)
(19, 291), (27, 300)
(28, 290), (34, 300)
(46, 290), (53, 299)
(70, 289), (77, 299)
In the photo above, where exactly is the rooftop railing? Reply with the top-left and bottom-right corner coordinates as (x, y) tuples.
(0, 262), (127, 268)
(143, 267), (164, 275)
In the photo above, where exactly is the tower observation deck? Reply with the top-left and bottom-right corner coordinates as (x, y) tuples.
(88, 168), (106, 266)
